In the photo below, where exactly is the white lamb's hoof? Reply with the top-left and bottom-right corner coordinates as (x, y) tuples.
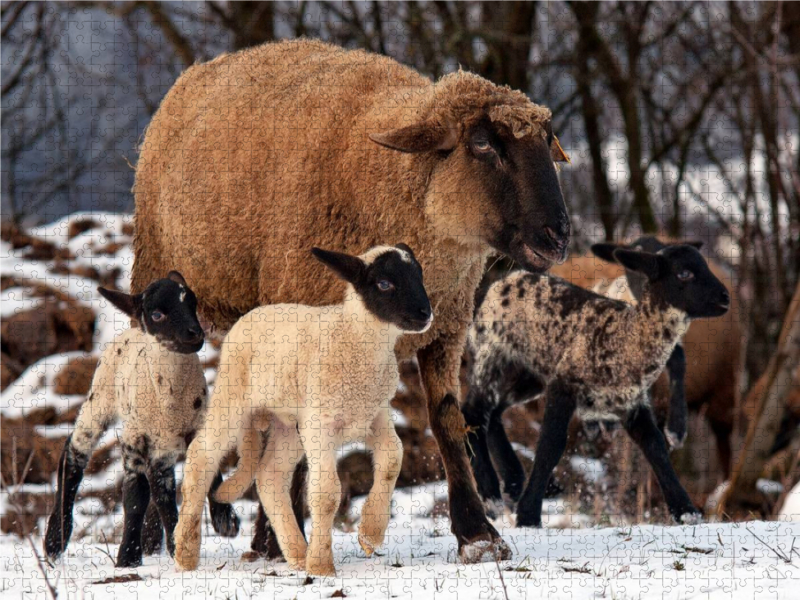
(680, 511), (704, 525)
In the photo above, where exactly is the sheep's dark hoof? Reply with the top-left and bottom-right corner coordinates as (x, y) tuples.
(210, 503), (240, 538)
(115, 552), (143, 569)
(515, 510), (542, 529)
(459, 533), (512, 563)
(678, 510), (703, 525)
(240, 550), (263, 563)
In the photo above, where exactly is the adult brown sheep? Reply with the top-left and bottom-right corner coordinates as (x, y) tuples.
(132, 39), (571, 563)
(550, 241), (742, 477)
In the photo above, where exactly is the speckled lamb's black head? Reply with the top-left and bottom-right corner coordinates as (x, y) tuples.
(591, 237), (705, 300)
(612, 245), (730, 319)
(98, 271), (204, 354)
(311, 244), (433, 333)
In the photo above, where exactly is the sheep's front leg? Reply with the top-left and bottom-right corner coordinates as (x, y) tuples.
(147, 459), (179, 557)
(664, 344), (688, 450)
(515, 381), (576, 528)
(253, 421), (307, 570)
(624, 403), (701, 523)
(301, 426), (340, 577)
(417, 335), (511, 563)
(358, 411), (403, 555)
(117, 467), (151, 568)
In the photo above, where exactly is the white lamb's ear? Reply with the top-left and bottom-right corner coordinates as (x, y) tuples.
(311, 247), (366, 286)
(98, 287), (142, 317)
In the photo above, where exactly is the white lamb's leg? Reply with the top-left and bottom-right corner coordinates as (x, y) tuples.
(253, 419), (307, 570)
(175, 408), (243, 571)
(358, 410), (403, 556)
(301, 425), (341, 577)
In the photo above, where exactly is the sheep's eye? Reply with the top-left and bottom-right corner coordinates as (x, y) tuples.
(377, 280), (394, 292)
(151, 310), (166, 322)
(677, 270), (694, 282)
(473, 139), (492, 153)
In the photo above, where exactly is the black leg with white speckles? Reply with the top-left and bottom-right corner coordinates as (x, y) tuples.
(147, 460), (179, 557)
(116, 469), (151, 568)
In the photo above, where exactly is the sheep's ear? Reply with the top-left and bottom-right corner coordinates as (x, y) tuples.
(685, 240), (704, 251)
(612, 249), (662, 281)
(311, 248), (366, 286)
(550, 135), (571, 163)
(98, 287), (142, 317)
(591, 243), (621, 264)
(395, 243), (417, 261)
(369, 120), (457, 153)
(167, 270), (187, 286)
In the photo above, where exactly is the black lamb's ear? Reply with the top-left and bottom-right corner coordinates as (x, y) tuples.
(311, 248), (366, 286)
(167, 271), (187, 286)
(685, 240), (705, 251)
(591, 243), (621, 264)
(395, 243), (417, 261)
(612, 249), (662, 281)
(98, 287), (142, 318)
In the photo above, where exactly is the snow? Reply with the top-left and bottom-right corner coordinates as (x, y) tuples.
(2, 483), (798, 599)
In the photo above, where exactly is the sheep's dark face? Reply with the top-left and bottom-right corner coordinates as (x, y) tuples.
(369, 116), (571, 273)
(612, 246), (730, 319)
(461, 119), (571, 272)
(592, 237), (705, 300)
(311, 245), (433, 333)
(98, 271), (205, 354)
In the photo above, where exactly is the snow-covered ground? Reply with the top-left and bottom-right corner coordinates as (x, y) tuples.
(2, 482), (799, 600)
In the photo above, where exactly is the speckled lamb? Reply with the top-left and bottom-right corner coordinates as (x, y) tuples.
(175, 245), (432, 576)
(44, 273), (239, 567)
(462, 245), (730, 527)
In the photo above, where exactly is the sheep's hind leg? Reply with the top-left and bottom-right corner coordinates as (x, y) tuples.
(486, 407), (526, 504)
(623, 403), (701, 523)
(253, 421), (307, 570)
(44, 436), (89, 560)
(664, 345), (688, 450)
(515, 381), (576, 528)
(175, 426), (239, 571)
(462, 396), (504, 517)
(418, 336), (511, 563)
(302, 426), (340, 577)
(358, 411), (403, 555)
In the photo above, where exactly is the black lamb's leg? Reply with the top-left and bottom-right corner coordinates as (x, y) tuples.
(147, 460), (179, 557)
(486, 408), (526, 503)
(44, 436), (89, 560)
(624, 403), (700, 523)
(516, 382), (576, 528)
(208, 470), (240, 538)
(141, 501), (163, 555)
(664, 344), (688, 450)
(116, 469), (151, 568)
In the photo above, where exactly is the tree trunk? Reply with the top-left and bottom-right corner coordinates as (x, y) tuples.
(717, 281), (800, 515)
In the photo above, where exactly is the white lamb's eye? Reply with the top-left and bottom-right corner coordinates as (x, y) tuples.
(151, 310), (166, 322)
(377, 280), (394, 291)
(473, 139), (492, 152)
(677, 270), (694, 282)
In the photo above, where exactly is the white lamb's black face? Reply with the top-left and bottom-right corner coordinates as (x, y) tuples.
(98, 271), (205, 354)
(311, 244), (433, 333)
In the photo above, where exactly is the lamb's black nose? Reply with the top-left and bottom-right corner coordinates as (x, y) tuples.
(187, 325), (204, 342)
(720, 290), (730, 307)
(419, 306), (432, 320)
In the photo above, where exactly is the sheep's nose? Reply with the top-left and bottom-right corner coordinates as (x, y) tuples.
(719, 290), (731, 307)
(419, 306), (432, 320)
(187, 325), (204, 341)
